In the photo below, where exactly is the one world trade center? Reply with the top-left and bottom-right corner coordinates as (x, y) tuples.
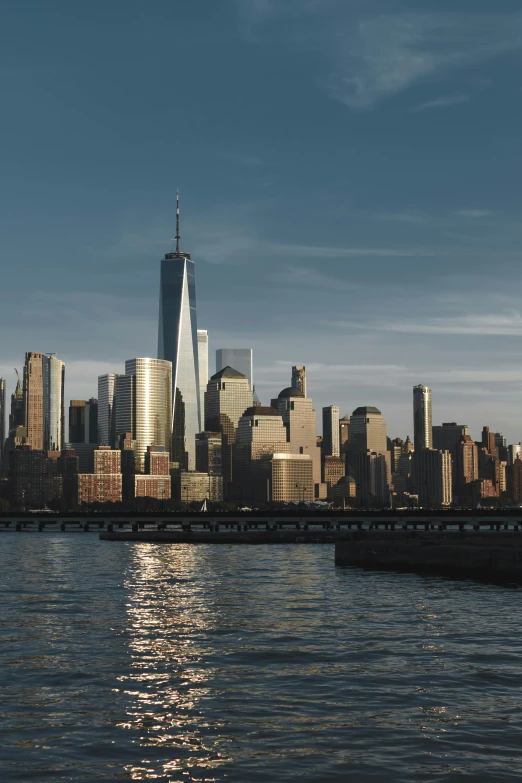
(158, 192), (200, 470)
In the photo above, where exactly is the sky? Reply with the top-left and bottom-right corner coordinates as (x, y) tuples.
(2, 0), (522, 442)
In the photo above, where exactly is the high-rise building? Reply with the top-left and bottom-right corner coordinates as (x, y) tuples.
(413, 384), (432, 452)
(23, 352), (65, 452)
(9, 376), (24, 433)
(412, 449), (452, 507)
(261, 453), (314, 503)
(69, 399), (98, 444)
(204, 367), (253, 492)
(291, 366), (306, 397)
(323, 455), (345, 500)
(216, 348), (253, 389)
(77, 446), (122, 505)
(42, 354), (65, 452)
(234, 406), (290, 502)
(355, 451), (389, 507)
(158, 192), (200, 470)
(24, 352), (44, 450)
(173, 471), (223, 503)
(481, 426), (498, 457)
(458, 434), (479, 489)
(197, 330), (209, 425)
(347, 406), (391, 487)
(322, 405), (340, 458)
(339, 415), (350, 455)
(119, 358), (173, 473)
(274, 387), (321, 487)
(98, 374), (119, 447)
(196, 431), (222, 476)
(508, 444), (522, 466)
(0, 378), (5, 471)
(433, 422), (469, 488)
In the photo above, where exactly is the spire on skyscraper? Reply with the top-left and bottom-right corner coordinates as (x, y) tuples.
(175, 189), (180, 254)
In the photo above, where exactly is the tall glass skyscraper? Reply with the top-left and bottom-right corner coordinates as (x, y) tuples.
(197, 329), (208, 426)
(158, 193), (200, 470)
(123, 358), (172, 473)
(0, 378), (5, 472)
(216, 349), (253, 389)
(43, 354), (65, 452)
(413, 384), (432, 452)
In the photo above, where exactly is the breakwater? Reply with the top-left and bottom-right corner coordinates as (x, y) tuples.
(335, 530), (522, 582)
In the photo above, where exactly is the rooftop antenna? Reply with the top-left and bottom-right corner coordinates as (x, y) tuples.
(175, 189), (180, 254)
(14, 368), (21, 384)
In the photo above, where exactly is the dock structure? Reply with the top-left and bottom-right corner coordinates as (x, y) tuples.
(334, 530), (522, 583)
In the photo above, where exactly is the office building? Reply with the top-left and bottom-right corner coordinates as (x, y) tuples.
(69, 399), (98, 444)
(196, 431), (222, 475)
(98, 374), (119, 447)
(413, 385), (432, 452)
(348, 406), (391, 490)
(24, 352), (44, 450)
(339, 415), (350, 455)
(261, 453), (314, 503)
(458, 434), (479, 489)
(412, 448), (452, 507)
(274, 387), (321, 487)
(322, 405), (340, 458)
(173, 471), (223, 503)
(332, 475), (357, 507)
(323, 455), (345, 500)
(23, 352), (65, 452)
(198, 330), (209, 423)
(120, 358), (173, 473)
(216, 348), (253, 389)
(42, 354), (65, 451)
(134, 475), (171, 501)
(234, 406), (290, 502)
(205, 367), (252, 492)
(433, 422), (469, 487)
(355, 451), (389, 507)
(158, 192), (200, 470)
(0, 378), (5, 472)
(291, 366), (306, 397)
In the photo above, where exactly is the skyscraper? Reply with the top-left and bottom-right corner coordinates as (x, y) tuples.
(0, 378), (5, 472)
(204, 367), (253, 492)
(24, 352), (44, 450)
(69, 399), (98, 444)
(23, 352), (65, 452)
(121, 358), (173, 473)
(347, 406), (391, 491)
(158, 192), (200, 470)
(42, 354), (65, 451)
(274, 386), (321, 486)
(198, 330), (209, 426)
(234, 406), (290, 501)
(291, 366), (306, 397)
(412, 448), (452, 507)
(98, 374), (119, 447)
(216, 349), (253, 389)
(322, 405), (340, 457)
(413, 384), (432, 452)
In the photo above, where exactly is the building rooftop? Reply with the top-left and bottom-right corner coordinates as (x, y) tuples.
(242, 406), (279, 417)
(278, 386), (305, 399)
(210, 365), (246, 380)
(352, 406), (382, 416)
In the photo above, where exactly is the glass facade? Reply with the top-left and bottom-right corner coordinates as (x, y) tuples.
(158, 252), (200, 470)
(42, 354), (65, 452)
(216, 349), (253, 389)
(97, 374), (119, 447)
(322, 405), (340, 457)
(124, 358), (172, 473)
(197, 330), (208, 427)
(0, 378), (5, 471)
(413, 384), (433, 452)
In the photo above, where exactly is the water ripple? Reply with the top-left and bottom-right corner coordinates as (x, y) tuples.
(1, 537), (522, 781)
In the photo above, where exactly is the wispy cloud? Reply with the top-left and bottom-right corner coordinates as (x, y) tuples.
(238, 3), (522, 110)
(332, 311), (522, 337)
(410, 93), (470, 112)
(454, 209), (493, 217)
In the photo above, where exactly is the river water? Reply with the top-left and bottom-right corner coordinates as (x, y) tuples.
(1, 536), (522, 782)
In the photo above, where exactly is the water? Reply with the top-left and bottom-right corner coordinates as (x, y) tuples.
(1, 537), (522, 782)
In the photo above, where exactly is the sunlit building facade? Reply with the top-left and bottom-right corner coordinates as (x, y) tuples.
(98, 374), (119, 447)
(197, 330), (209, 425)
(158, 196), (200, 470)
(413, 384), (432, 452)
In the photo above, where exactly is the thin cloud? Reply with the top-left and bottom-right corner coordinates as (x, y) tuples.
(455, 209), (493, 217)
(237, 3), (522, 110)
(410, 93), (470, 112)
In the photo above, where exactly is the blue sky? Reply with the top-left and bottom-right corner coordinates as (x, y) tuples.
(2, 0), (522, 441)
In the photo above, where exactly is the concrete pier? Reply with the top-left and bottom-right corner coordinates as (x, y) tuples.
(100, 529), (340, 544)
(335, 531), (522, 582)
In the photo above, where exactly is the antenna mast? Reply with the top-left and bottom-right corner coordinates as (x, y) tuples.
(175, 189), (180, 254)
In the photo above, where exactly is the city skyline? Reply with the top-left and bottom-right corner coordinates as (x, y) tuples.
(2, 1), (522, 441)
